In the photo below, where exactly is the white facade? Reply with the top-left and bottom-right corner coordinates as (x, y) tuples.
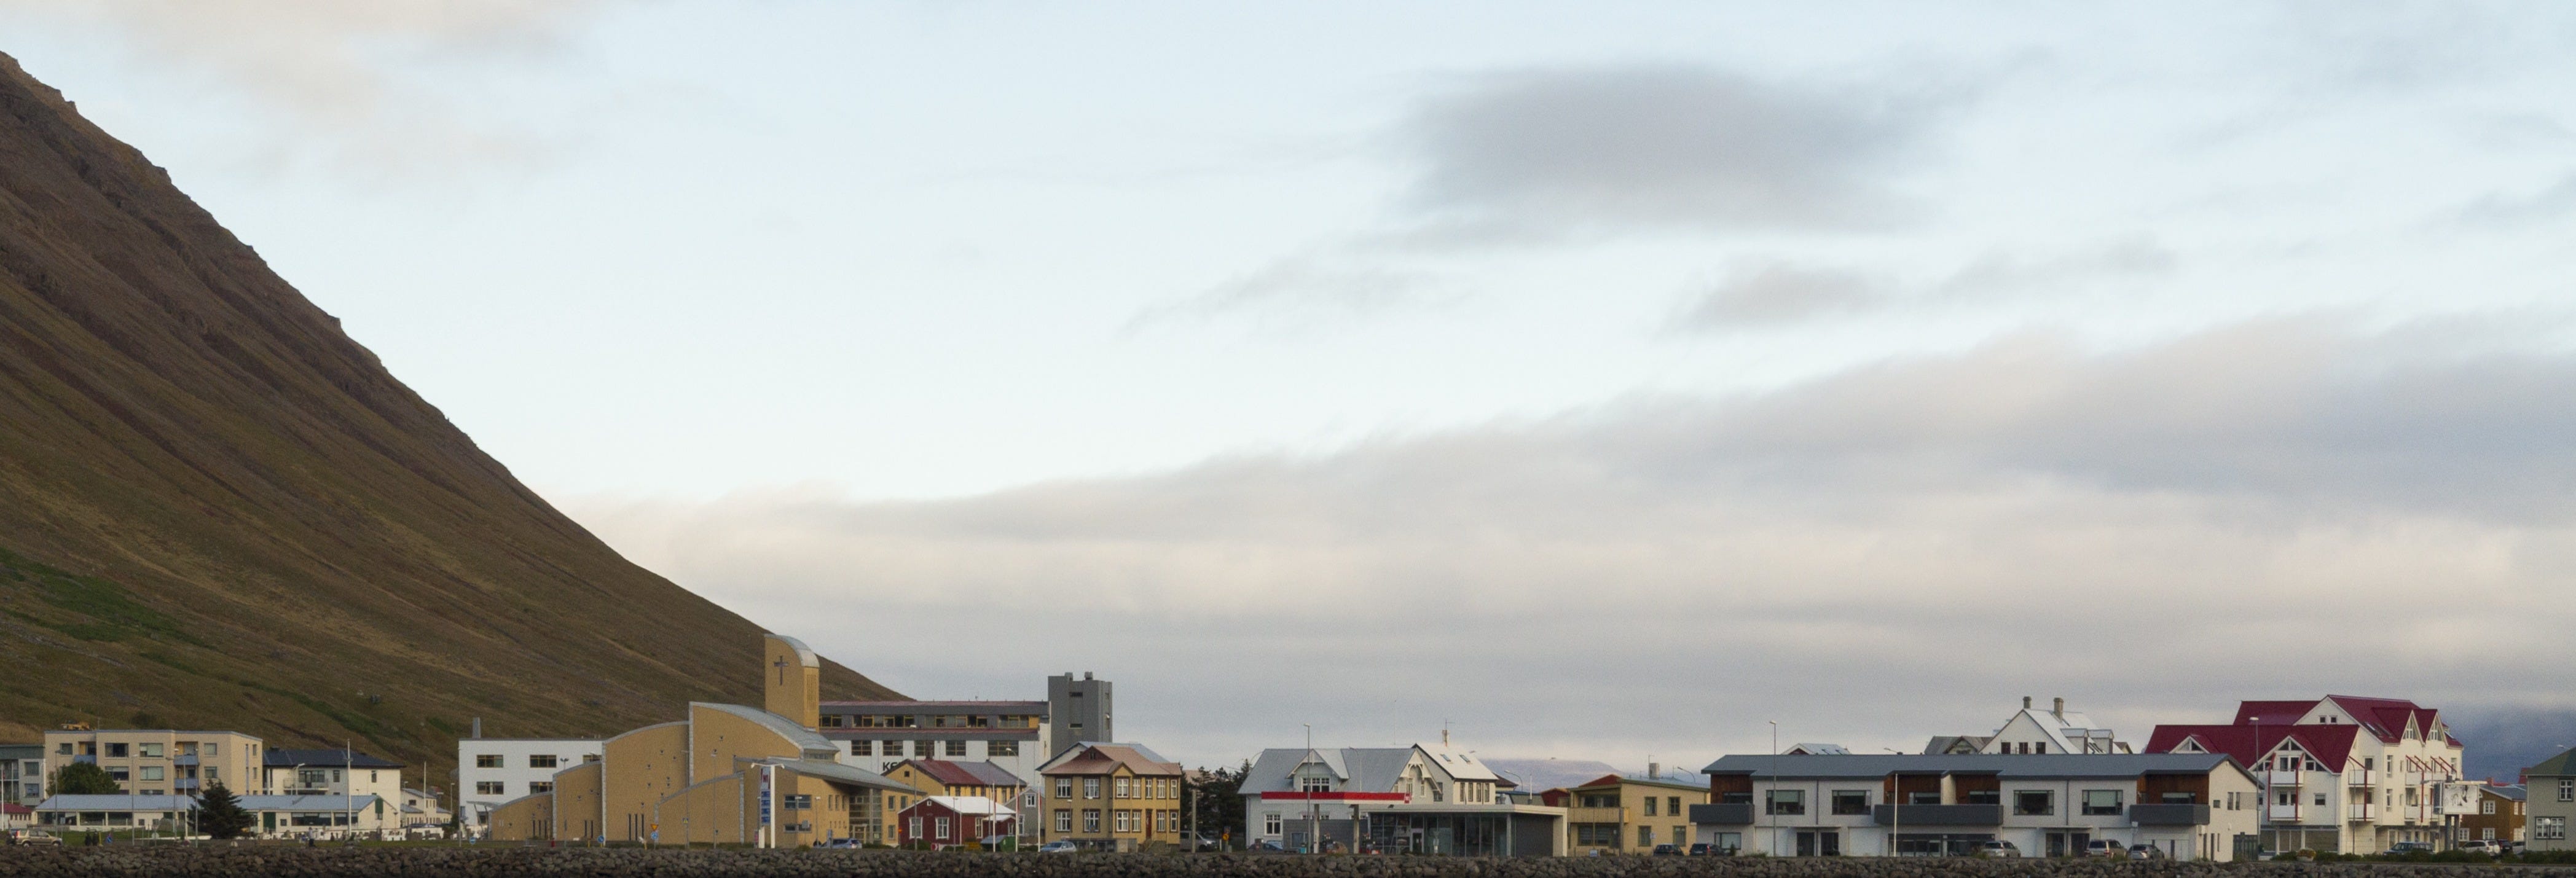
(1239, 741), (1507, 848)
(1979, 698), (2130, 755)
(1696, 753), (2260, 861)
(454, 738), (602, 830)
(2152, 696), (2467, 853)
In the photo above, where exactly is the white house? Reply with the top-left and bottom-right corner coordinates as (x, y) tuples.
(1928, 697), (2130, 755)
(2147, 696), (2468, 853)
(1239, 737), (1563, 856)
(1695, 752), (2261, 860)
(454, 737), (603, 833)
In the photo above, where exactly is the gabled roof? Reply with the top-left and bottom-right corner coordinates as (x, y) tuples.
(2486, 785), (2526, 802)
(2144, 723), (2362, 770)
(897, 759), (992, 787)
(2527, 747), (2576, 778)
(2232, 696), (2446, 745)
(692, 703), (840, 760)
(913, 795), (1016, 817)
(1569, 774), (1710, 793)
(959, 761), (1024, 787)
(1925, 735), (1990, 755)
(1039, 743), (1180, 778)
(1785, 743), (1850, 755)
(1418, 741), (1499, 782)
(756, 758), (922, 793)
(1485, 759), (1624, 793)
(264, 748), (403, 769)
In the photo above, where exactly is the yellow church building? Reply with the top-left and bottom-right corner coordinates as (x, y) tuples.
(484, 634), (922, 846)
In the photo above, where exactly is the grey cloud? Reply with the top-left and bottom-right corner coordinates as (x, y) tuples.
(2460, 171), (2576, 225)
(1126, 250), (1447, 332)
(569, 316), (2576, 767)
(1669, 263), (1888, 330)
(1932, 236), (2177, 299)
(1393, 65), (1941, 240)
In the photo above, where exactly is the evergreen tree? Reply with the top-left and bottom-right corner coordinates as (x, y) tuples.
(49, 761), (121, 795)
(194, 781), (256, 839)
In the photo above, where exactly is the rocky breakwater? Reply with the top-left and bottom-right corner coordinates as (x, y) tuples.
(1, 849), (2569, 878)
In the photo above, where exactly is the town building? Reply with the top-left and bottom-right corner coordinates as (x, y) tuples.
(1038, 742), (1183, 851)
(1240, 739), (1564, 856)
(261, 748), (404, 819)
(2146, 695), (2466, 853)
(399, 786), (451, 830)
(897, 795), (1017, 849)
(2461, 785), (2524, 845)
(1784, 744), (1851, 756)
(455, 735), (604, 831)
(1695, 753), (2261, 860)
(2527, 747), (2576, 852)
(884, 759), (1032, 839)
(40, 727), (263, 798)
(1048, 672), (1111, 756)
(481, 633), (921, 847)
(1927, 697), (2131, 755)
(1, 744), (42, 806)
(1, 803), (30, 831)
(1550, 774), (1710, 854)
(235, 793), (394, 837)
(819, 700), (1050, 784)
(32, 794), (198, 833)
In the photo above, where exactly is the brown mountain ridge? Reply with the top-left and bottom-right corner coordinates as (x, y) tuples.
(0, 51), (897, 786)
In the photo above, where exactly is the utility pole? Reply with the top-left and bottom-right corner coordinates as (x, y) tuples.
(1883, 748), (1904, 857)
(1767, 721), (1778, 856)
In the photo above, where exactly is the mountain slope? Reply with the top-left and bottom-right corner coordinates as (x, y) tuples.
(0, 51), (897, 780)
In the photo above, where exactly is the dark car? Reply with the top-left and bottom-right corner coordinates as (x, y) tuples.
(1247, 840), (1287, 853)
(1652, 844), (1683, 856)
(1689, 843), (1713, 856)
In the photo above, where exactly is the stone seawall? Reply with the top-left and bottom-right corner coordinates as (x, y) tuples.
(0, 849), (2567, 878)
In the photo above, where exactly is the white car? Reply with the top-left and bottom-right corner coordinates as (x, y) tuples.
(1037, 841), (1079, 854)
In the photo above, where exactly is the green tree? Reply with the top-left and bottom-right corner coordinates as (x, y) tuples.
(1185, 761), (1250, 848)
(49, 761), (121, 795)
(193, 781), (255, 839)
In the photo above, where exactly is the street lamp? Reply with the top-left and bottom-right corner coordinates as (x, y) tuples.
(1767, 721), (1778, 857)
(1883, 748), (1904, 858)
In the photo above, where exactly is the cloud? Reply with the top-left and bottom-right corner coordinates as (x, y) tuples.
(1390, 65), (1942, 241)
(567, 316), (2576, 766)
(1931, 235), (2178, 299)
(0, 0), (620, 174)
(1670, 262), (1888, 329)
(2460, 171), (2576, 226)
(1127, 249), (1449, 332)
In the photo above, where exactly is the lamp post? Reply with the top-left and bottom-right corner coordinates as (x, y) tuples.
(1303, 724), (1317, 855)
(1767, 721), (1778, 857)
(1882, 748), (1906, 858)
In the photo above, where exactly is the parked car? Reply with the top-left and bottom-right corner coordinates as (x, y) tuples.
(2084, 839), (2122, 857)
(1977, 841), (2022, 858)
(2127, 844), (2166, 860)
(1652, 844), (1683, 856)
(1247, 840), (1287, 853)
(1036, 841), (1079, 854)
(2385, 842), (2435, 856)
(1688, 843), (1714, 856)
(6, 830), (63, 847)
(2457, 841), (2499, 855)
(819, 837), (866, 849)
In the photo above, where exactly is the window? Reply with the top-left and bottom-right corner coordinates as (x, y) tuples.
(2315, 792), (2328, 806)
(2014, 790), (2055, 816)
(944, 740), (967, 758)
(108, 743), (129, 758)
(108, 768), (130, 782)
(1963, 790), (2001, 805)
(2537, 817), (2566, 841)
(1084, 778), (1102, 799)
(55, 743), (70, 755)
(2483, 800), (2497, 815)
(2279, 791), (2296, 806)
(476, 755), (503, 769)
(2033, 742), (2046, 755)
(140, 767), (163, 782)
(2162, 792), (2196, 804)
(1575, 824), (1620, 846)
(476, 782), (505, 796)
(1300, 775), (1332, 794)
(1056, 810), (1072, 832)
(1082, 809), (1101, 832)
(138, 743), (162, 758)
(1115, 777), (1133, 798)
(1264, 812), (1282, 835)
(528, 755), (557, 769)
(909, 817), (922, 839)
(1638, 826), (1654, 847)
(1713, 833), (1742, 854)
(1056, 778), (1072, 799)
(989, 740), (1018, 758)
(936, 817), (951, 838)
(2082, 790), (2122, 815)
(1767, 790), (1804, 815)
(1833, 791), (1871, 815)
(529, 782), (553, 794)
(2561, 779), (2573, 802)
(583, 753), (599, 762)
(1670, 796), (1682, 816)
(1643, 798), (1657, 817)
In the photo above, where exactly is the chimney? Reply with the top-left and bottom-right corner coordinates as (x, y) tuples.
(2053, 697), (2066, 718)
(1647, 761), (1661, 778)
(471, 718), (482, 740)
(1084, 672), (1094, 681)
(2023, 696), (2032, 709)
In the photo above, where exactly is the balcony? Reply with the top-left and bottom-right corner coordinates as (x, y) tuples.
(1689, 803), (1754, 826)
(2347, 804), (2375, 821)
(173, 755), (198, 767)
(2344, 770), (2371, 786)
(2262, 770), (2304, 786)
(1872, 804), (2004, 826)
(1566, 806), (1625, 824)
(2127, 804), (2211, 826)
(173, 778), (201, 792)
(2268, 804), (2302, 821)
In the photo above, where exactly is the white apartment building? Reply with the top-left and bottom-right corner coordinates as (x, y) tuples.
(454, 737), (602, 831)
(259, 748), (404, 830)
(1928, 697), (2132, 755)
(1695, 753), (2261, 860)
(2148, 695), (2467, 853)
(1238, 739), (1564, 856)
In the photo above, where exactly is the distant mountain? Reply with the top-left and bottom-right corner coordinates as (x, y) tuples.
(2446, 708), (2576, 783)
(0, 50), (897, 780)
(1486, 758), (1636, 792)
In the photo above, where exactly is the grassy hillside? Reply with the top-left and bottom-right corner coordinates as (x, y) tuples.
(0, 50), (898, 787)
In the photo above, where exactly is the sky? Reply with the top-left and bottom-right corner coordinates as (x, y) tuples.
(7, 1), (2575, 777)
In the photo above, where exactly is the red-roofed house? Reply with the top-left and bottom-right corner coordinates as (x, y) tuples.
(2147, 696), (2467, 853)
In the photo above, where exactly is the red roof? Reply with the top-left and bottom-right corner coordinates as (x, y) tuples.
(2145, 723), (2363, 770)
(898, 759), (993, 788)
(1, 804), (29, 815)
(2226, 696), (2449, 747)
